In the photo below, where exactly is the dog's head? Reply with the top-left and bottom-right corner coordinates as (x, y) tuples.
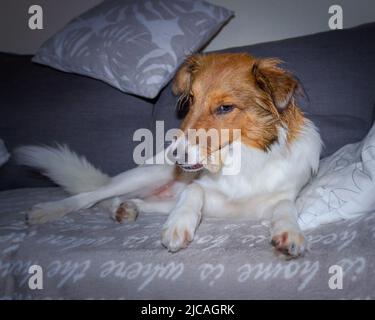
(171, 53), (303, 173)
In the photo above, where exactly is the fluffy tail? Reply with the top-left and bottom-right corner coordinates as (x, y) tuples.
(15, 144), (110, 194)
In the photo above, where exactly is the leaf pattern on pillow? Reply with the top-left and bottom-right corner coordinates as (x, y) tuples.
(32, 0), (233, 98)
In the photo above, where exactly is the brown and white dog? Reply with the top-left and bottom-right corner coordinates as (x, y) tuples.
(16, 53), (322, 258)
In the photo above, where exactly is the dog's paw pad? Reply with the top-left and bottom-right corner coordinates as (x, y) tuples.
(271, 231), (307, 258)
(114, 201), (138, 223)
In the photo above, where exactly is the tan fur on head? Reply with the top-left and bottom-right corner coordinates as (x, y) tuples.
(172, 53), (305, 165)
(172, 55), (203, 96)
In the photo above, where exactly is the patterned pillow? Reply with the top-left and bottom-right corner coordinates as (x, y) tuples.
(32, 0), (233, 98)
(297, 122), (375, 231)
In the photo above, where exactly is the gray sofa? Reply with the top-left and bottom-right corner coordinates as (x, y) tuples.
(0, 23), (374, 299)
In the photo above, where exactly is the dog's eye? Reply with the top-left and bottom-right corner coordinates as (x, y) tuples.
(216, 104), (234, 115)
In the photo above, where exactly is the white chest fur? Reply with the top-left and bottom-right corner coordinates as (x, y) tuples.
(196, 120), (322, 219)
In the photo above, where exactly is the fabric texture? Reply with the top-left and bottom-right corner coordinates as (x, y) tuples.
(0, 140), (9, 167)
(32, 0), (233, 98)
(0, 187), (374, 299)
(297, 122), (375, 230)
(153, 22), (375, 158)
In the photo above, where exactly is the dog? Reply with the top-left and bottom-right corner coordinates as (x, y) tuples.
(16, 53), (322, 258)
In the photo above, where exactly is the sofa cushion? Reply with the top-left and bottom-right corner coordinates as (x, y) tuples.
(1, 186), (374, 299)
(153, 23), (375, 158)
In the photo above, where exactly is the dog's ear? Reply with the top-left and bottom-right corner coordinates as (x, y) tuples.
(173, 55), (201, 117)
(172, 55), (201, 96)
(172, 62), (192, 96)
(252, 58), (300, 112)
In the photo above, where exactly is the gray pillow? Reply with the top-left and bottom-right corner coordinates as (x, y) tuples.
(32, 0), (233, 98)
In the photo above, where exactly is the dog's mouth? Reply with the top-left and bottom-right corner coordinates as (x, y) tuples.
(176, 162), (204, 172)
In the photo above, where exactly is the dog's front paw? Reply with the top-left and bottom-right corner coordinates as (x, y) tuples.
(161, 215), (196, 252)
(271, 229), (308, 258)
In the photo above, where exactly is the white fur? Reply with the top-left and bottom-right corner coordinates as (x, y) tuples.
(15, 144), (110, 194)
(197, 119), (321, 219)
